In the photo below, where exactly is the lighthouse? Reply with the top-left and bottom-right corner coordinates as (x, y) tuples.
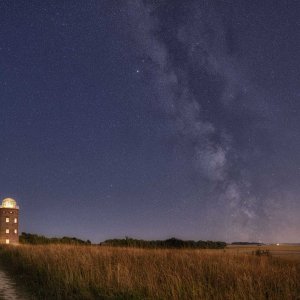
(0, 198), (19, 244)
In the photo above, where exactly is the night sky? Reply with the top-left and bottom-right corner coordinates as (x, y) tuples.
(1, 1), (300, 243)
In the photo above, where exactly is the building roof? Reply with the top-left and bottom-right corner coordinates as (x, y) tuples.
(0, 198), (19, 209)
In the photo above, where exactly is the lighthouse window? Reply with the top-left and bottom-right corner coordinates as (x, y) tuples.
(5, 239), (9, 244)
(5, 217), (9, 223)
(14, 229), (17, 234)
(5, 229), (9, 234)
(14, 218), (17, 223)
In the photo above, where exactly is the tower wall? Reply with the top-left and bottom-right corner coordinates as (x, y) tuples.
(0, 208), (19, 244)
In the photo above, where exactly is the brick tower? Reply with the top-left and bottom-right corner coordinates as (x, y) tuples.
(0, 198), (19, 244)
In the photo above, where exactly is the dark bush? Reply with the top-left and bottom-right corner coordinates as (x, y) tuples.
(19, 232), (91, 245)
(102, 237), (226, 249)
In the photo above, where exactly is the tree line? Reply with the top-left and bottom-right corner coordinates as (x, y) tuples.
(102, 237), (226, 249)
(19, 233), (226, 249)
(19, 232), (91, 245)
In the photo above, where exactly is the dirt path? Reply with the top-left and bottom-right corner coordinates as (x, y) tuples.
(0, 268), (27, 300)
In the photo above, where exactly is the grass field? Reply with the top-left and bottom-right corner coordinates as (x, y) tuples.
(226, 244), (300, 263)
(0, 244), (299, 299)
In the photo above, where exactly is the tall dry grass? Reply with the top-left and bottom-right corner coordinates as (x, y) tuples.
(0, 244), (299, 299)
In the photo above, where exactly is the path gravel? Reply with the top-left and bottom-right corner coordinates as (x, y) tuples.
(0, 268), (27, 300)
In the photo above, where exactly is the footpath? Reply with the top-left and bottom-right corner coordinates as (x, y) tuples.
(0, 267), (27, 300)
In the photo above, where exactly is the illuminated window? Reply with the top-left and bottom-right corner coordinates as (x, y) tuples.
(5, 229), (9, 234)
(14, 218), (17, 224)
(5, 217), (9, 223)
(14, 229), (17, 234)
(5, 239), (9, 244)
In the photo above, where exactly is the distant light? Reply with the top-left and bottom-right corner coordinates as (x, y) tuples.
(276, 243), (280, 246)
(1, 198), (18, 209)
(136, 69), (140, 73)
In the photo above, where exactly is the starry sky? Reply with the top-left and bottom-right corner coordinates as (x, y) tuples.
(1, 1), (300, 243)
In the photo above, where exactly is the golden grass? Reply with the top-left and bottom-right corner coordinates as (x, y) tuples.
(226, 245), (300, 261)
(0, 244), (299, 299)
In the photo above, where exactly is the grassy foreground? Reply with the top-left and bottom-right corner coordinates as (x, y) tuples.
(0, 245), (299, 299)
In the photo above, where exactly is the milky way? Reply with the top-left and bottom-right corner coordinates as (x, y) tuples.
(0, 1), (299, 242)
(126, 1), (300, 242)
